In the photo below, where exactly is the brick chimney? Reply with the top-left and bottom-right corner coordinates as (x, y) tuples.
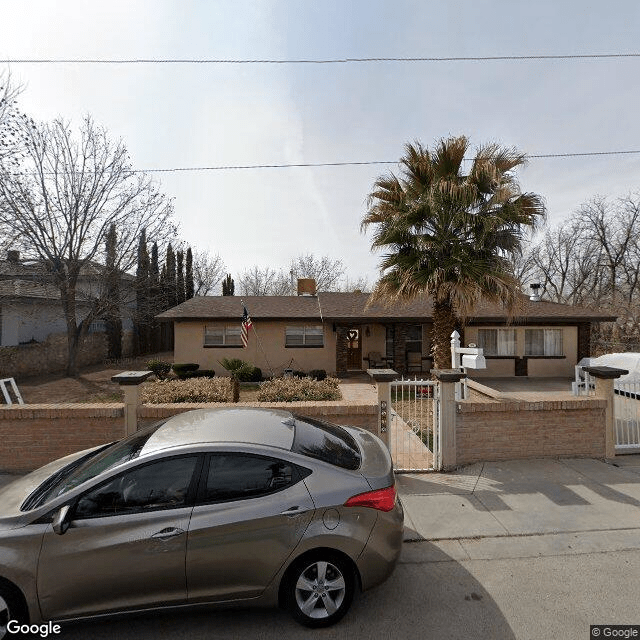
(297, 278), (317, 296)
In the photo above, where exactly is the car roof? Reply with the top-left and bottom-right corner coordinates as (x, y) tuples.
(139, 407), (297, 456)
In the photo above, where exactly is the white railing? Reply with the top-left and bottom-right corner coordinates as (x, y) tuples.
(614, 381), (640, 452)
(389, 377), (437, 471)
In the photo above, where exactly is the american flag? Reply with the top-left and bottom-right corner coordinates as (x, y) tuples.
(241, 306), (252, 347)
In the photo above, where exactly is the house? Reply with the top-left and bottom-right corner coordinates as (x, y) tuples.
(158, 279), (616, 378)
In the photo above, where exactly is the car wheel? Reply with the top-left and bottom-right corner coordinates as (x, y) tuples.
(284, 553), (355, 628)
(0, 585), (27, 640)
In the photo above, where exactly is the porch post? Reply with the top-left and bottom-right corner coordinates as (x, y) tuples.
(111, 371), (154, 435)
(583, 365), (628, 459)
(431, 369), (466, 470)
(367, 369), (397, 449)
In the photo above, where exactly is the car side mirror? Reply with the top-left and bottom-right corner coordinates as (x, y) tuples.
(52, 504), (72, 535)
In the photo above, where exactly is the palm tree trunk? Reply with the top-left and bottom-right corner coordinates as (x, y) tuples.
(432, 298), (457, 369)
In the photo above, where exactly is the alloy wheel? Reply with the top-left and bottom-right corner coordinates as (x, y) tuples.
(294, 560), (346, 619)
(0, 594), (9, 640)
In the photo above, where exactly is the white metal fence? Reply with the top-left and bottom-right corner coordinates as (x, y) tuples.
(573, 366), (640, 453)
(389, 378), (439, 472)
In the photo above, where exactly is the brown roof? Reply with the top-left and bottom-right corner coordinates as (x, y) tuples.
(157, 293), (617, 324)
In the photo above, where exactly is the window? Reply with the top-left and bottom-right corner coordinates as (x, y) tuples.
(75, 456), (198, 518)
(477, 329), (516, 356)
(292, 416), (362, 470)
(285, 325), (324, 347)
(406, 325), (422, 353)
(524, 328), (563, 356)
(204, 325), (242, 347)
(204, 454), (298, 503)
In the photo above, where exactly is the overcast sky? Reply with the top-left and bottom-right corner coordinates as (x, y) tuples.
(1, 0), (639, 287)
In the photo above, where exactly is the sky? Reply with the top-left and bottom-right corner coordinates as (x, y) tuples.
(1, 0), (639, 288)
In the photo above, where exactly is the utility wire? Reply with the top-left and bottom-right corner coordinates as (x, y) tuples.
(3, 53), (640, 65)
(135, 150), (640, 173)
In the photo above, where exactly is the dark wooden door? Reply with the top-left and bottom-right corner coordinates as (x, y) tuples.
(346, 328), (362, 370)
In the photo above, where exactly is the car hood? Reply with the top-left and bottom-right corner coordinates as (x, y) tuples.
(0, 447), (101, 524)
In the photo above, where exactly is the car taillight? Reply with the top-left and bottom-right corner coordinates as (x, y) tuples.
(343, 485), (396, 512)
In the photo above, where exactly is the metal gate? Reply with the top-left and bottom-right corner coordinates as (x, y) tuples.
(389, 377), (441, 472)
(574, 369), (640, 453)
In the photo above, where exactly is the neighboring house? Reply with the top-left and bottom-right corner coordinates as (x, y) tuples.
(0, 251), (135, 348)
(158, 279), (616, 378)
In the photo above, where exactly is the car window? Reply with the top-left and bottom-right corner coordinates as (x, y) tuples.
(203, 454), (297, 503)
(75, 456), (198, 518)
(291, 416), (361, 470)
(30, 421), (166, 509)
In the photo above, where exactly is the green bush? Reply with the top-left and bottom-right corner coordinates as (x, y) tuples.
(291, 370), (306, 378)
(172, 363), (200, 380)
(191, 369), (216, 378)
(220, 358), (246, 373)
(147, 360), (172, 380)
(234, 364), (262, 382)
(308, 369), (327, 381)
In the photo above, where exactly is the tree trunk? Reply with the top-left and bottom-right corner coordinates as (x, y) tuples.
(431, 298), (457, 369)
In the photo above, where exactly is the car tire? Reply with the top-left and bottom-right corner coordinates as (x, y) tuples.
(283, 552), (356, 628)
(0, 584), (27, 640)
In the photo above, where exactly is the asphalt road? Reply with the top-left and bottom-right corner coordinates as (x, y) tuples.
(52, 539), (640, 640)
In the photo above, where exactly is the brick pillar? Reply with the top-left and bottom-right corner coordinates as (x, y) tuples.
(583, 365), (628, 458)
(431, 369), (466, 470)
(335, 326), (349, 377)
(367, 368), (397, 449)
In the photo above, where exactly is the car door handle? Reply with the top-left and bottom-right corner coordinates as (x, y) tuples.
(280, 506), (307, 517)
(151, 527), (185, 540)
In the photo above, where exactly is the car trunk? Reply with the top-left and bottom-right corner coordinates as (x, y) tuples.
(342, 426), (395, 491)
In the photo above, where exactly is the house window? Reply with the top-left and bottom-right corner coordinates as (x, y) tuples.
(285, 325), (324, 347)
(204, 325), (242, 347)
(406, 324), (422, 353)
(524, 328), (563, 356)
(477, 329), (516, 356)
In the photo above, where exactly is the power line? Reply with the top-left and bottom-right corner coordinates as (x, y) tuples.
(135, 150), (640, 173)
(3, 53), (640, 65)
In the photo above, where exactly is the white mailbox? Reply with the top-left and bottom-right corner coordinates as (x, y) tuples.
(461, 353), (486, 369)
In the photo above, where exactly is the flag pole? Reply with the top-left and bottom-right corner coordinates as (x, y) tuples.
(240, 299), (275, 377)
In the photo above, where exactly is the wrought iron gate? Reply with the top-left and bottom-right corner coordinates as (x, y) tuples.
(389, 377), (441, 472)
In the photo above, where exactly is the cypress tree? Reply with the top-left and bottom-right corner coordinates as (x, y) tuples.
(150, 241), (161, 352)
(104, 223), (122, 359)
(222, 274), (235, 296)
(176, 250), (186, 304)
(185, 247), (194, 299)
(135, 229), (151, 355)
(166, 244), (177, 308)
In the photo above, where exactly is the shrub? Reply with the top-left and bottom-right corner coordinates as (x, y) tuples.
(147, 360), (172, 380)
(257, 376), (342, 402)
(220, 358), (246, 373)
(291, 370), (306, 378)
(308, 369), (327, 381)
(172, 363), (200, 380)
(234, 364), (262, 382)
(140, 377), (233, 403)
(191, 369), (216, 378)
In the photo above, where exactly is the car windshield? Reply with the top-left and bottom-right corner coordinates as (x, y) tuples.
(291, 416), (361, 470)
(23, 422), (165, 510)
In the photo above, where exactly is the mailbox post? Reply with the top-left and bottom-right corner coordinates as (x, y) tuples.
(450, 330), (486, 399)
(111, 371), (154, 436)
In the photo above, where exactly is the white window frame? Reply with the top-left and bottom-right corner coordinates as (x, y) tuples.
(285, 325), (324, 347)
(524, 328), (564, 356)
(477, 328), (517, 356)
(204, 325), (243, 347)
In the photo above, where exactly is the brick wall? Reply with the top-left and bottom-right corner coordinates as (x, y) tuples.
(0, 400), (378, 473)
(456, 397), (607, 465)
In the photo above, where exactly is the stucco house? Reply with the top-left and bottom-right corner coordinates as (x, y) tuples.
(158, 279), (616, 378)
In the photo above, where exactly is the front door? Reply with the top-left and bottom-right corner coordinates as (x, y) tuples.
(346, 328), (362, 370)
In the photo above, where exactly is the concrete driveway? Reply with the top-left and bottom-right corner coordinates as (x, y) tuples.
(1, 457), (640, 639)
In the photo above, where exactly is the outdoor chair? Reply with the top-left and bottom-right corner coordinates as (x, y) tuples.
(366, 351), (387, 368)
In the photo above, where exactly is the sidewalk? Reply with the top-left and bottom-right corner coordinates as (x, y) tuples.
(397, 455), (640, 557)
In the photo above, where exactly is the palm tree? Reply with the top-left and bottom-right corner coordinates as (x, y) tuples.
(362, 136), (546, 369)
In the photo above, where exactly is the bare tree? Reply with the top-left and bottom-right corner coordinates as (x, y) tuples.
(289, 254), (345, 291)
(0, 115), (176, 376)
(335, 275), (370, 292)
(191, 249), (225, 296)
(238, 266), (283, 296)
